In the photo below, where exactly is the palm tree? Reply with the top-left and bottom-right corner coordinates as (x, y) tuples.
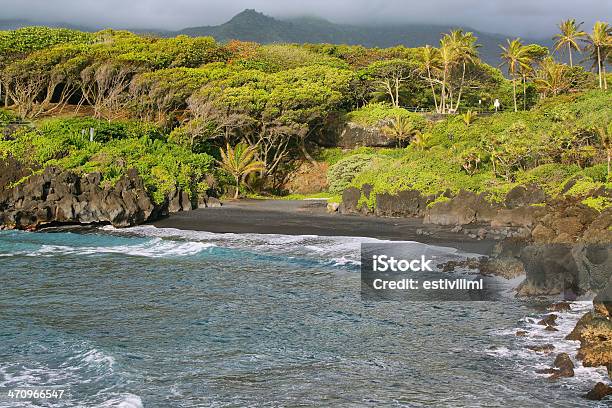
(219, 143), (265, 199)
(381, 114), (417, 147)
(520, 44), (549, 108)
(553, 19), (586, 67)
(534, 57), (571, 98)
(438, 36), (458, 114)
(583, 21), (611, 90)
(418, 45), (441, 113)
(445, 30), (480, 112)
(500, 39), (531, 112)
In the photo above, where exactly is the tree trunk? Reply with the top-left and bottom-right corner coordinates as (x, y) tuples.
(512, 77), (517, 112)
(234, 176), (240, 199)
(426, 67), (439, 113)
(441, 66), (447, 114)
(597, 46), (602, 89)
(395, 77), (400, 108)
(522, 75), (527, 111)
(607, 149), (612, 181)
(300, 139), (316, 165)
(454, 61), (467, 113)
(568, 44), (573, 67)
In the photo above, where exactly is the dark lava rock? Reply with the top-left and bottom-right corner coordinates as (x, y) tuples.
(516, 244), (577, 296)
(480, 257), (525, 279)
(585, 382), (612, 400)
(374, 190), (430, 217)
(339, 187), (361, 214)
(334, 122), (396, 148)
(538, 314), (559, 327)
(423, 190), (499, 226)
(548, 302), (572, 312)
(527, 344), (555, 353)
(436, 257), (483, 273)
(0, 165), (192, 230)
(536, 353), (575, 379)
(550, 353), (575, 379)
(516, 330), (528, 337)
(491, 206), (545, 229)
(505, 184), (546, 209)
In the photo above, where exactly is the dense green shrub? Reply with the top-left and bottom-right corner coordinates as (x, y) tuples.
(0, 118), (215, 204)
(0, 27), (93, 57)
(514, 164), (581, 195)
(233, 44), (349, 73)
(38, 118), (165, 143)
(0, 109), (18, 124)
(345, 103), (427, 129)
(327, 154), (377, 194)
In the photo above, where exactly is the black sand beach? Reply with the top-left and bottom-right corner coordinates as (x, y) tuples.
(152, 199), (498, 255)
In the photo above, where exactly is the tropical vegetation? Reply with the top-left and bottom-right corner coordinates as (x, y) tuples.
(0, 20), (609, 208)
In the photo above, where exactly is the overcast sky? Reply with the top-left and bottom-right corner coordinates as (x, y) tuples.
(2, 0), (610, 37)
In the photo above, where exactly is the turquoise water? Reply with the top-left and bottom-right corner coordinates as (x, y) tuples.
(0, 227), (608, 407)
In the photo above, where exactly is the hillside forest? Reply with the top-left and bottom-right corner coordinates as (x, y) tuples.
(0, 20), (610, 210)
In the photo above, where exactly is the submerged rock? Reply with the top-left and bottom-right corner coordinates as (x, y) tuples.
(538, 314), (559, 327)
(551, 353), (575, 379)
(536, 353), (575, 379)
(584, 382), (612, 400)
(548, 302), (572, 312)
(527, 343), (555, 353)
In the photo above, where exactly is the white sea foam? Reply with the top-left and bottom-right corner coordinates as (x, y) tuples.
(100, 225), (473, 269)
(63, 348), (116, 372)
(491, 300), (610, 387)
(100, 394), (143, 408)
(27, 238), (216, 259)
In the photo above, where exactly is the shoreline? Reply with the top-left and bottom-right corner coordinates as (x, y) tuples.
(150, 199), (499, 255)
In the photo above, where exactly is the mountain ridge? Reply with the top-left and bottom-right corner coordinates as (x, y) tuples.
(1, 9), (554, 66)
(176, 9), (552, 66)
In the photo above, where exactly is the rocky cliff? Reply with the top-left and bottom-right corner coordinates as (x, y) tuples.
(0, 163), (202, 230)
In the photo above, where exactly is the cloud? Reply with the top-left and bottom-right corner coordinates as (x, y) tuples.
(2, 0), (610, 37)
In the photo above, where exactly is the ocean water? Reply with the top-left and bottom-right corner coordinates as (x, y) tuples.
(0, 227), (609, 407)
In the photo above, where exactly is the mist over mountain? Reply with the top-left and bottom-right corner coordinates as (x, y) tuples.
(1, 9), (554, 66)
(177, 10), (552, 66)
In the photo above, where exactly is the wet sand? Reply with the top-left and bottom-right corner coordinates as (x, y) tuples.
(152, 199), (498, 255)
